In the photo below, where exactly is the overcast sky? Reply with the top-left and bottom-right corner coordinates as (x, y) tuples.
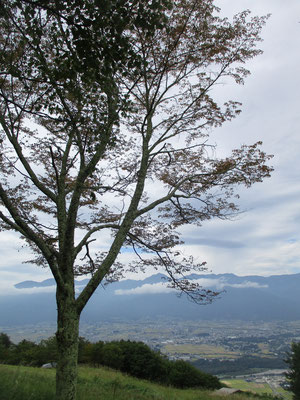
(0, 0), (299, 295)
(182, 0), (300, 277)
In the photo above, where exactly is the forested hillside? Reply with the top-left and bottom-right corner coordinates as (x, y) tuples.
(0, 333), (220, 390)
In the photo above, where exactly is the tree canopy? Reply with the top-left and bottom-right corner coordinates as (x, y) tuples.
(0, 0), (272, 399)
(286, 342), (300, 399)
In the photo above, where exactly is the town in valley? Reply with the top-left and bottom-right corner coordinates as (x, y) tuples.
(1, 318), (299, 396)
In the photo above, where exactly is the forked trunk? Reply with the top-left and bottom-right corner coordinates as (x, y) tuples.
(55, 288), (80, 400)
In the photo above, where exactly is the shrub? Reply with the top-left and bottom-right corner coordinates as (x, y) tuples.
(167, 359), (221, 389)
(101, 342), (125, 370)
(116, 340), (168, 382)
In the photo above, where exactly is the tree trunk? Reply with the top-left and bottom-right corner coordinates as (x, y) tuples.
(55, 287), (80, 400)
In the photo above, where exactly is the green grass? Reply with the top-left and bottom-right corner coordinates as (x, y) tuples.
(223, 379), (292, 400)
(223, 379), (273, 395)
(0, 364), (282, 400)
(0, 364), (56, 400)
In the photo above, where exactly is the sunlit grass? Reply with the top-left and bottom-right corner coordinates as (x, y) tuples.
(223, 379), (273, 394)
(223, 378), (292, 400)
(0, 364), (55, 400)
(0, 364), (285, 400)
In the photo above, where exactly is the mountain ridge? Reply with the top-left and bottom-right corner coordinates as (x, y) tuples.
(1, 272), (299, 325)
(14, 271), (300, 289)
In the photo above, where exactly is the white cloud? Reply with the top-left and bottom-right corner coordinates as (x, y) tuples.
(225, 281), (268, 289)
(192, 278), (268, 290)
(115, 282), (174, 296)
(114, 278), (268, 296)
(14, 286), (56, 294)
(0, 279), (56, 296)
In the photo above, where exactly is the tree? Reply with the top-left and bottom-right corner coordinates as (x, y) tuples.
(0, 332), (12, 362)
(0, 332), (12, 349)
(37, 335), (58, 366)
(286, 342), (300, 399)
(11, 339), (38, 365)
(0, 0), (272, 399)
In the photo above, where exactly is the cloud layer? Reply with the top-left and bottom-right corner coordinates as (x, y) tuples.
(114, 278), (268, 296)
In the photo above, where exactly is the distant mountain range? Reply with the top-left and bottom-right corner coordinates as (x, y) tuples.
(1, 272), (300, 325)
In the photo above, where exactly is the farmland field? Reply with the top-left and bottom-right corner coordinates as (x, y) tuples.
(163, 344), (239, 359)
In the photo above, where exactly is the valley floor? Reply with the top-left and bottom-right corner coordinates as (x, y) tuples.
(1, 319), (298, 365)
(0, 318), (297, 398)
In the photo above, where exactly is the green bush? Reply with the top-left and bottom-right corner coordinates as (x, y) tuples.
(167, 359), (221, 389)
(101, 342), (125, 370)
(90, 340), (105, 366)
(97, 340), (221, 389)
(9, 339), (39, 366)
(115, 340), (168, 382)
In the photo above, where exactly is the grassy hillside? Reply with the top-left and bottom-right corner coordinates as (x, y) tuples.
(0, 364), (281, 400)
(223, 379), (291, 400)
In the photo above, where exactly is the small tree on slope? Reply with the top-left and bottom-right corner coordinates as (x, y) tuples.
(0, 0), (272, 399)
(286, 342), (300, 400)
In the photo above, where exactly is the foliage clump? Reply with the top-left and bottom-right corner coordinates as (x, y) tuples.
(285, 342), (300, 399)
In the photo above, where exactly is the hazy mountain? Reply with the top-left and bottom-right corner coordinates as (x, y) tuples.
(14, 278), (57, 289)
(1, 273), (299, 325)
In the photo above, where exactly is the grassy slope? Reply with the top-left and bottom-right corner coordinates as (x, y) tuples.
(0, 364), (282, 400)
(223, 379), (292, 400)
(223, 379), (273, 395)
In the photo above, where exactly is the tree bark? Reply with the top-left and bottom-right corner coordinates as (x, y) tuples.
(55, 286), (80, 400)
